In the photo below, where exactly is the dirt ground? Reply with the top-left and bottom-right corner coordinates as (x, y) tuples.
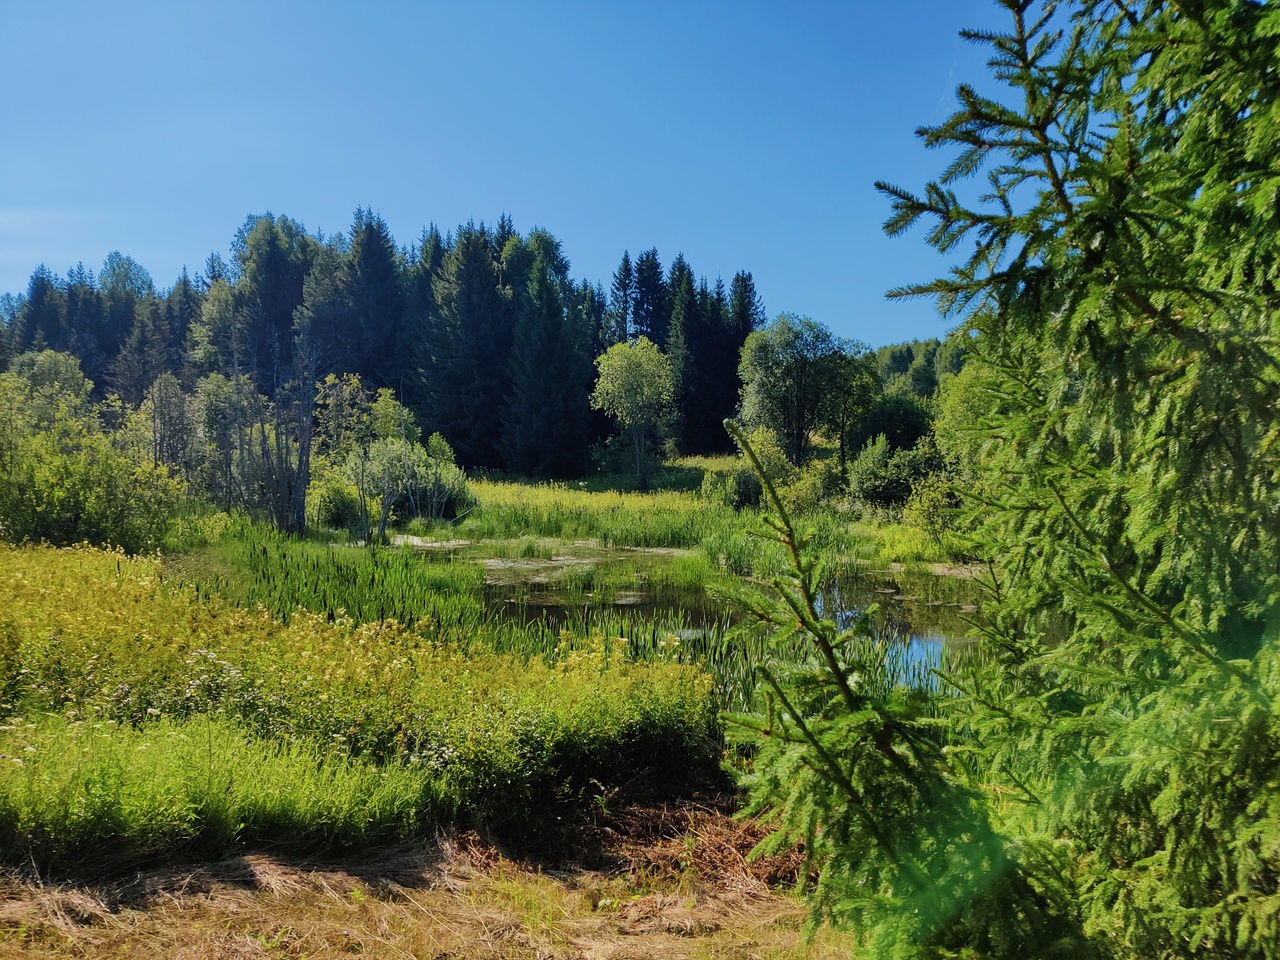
(0, 799), (854, 959)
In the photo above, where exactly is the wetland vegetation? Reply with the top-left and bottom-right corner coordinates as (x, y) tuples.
(5, 1), (1280, 957)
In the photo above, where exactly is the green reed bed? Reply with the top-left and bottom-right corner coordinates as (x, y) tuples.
(179, 509), (878, 713)
(188, 519), (489, 628)
(441, 480), (745, 549)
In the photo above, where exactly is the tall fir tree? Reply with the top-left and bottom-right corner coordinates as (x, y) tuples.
(503, 247), (591, 476)
(665, 254), (698, 451)
(632, 247), (669, 346)
(99, 252), (154, 376)
(162, 269), (202, 378)
(605, 249), (635, 346)
(16, 266), (68, 356)
(347, 208), (406, 387)
(728, 270), (765, 347)
(232, 213), (316, 395)
(112, 298), (169, 405)
(64, 263), (106, 384)
(403, 225), (447, 420)
(702, 276), (739, 452)
(292, 239), (352, 379)
(426, 220), (509, 468)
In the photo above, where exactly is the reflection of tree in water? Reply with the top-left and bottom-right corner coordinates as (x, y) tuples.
(819, 569), (979, 646)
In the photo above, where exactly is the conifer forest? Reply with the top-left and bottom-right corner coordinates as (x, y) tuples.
(2, 1), (1279, 958)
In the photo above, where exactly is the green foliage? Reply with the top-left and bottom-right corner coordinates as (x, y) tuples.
(724, 422), (1087, 958)
(848, 391), (932, 455)
(775, 456), (843, 516)
(846, 436), (941, 507)
(591, 336), (674, 490)
(698, 427), (791, 510)
(0, 543), (718, 856)
(739, 314), (858, 466)
(0, 355), (181, 553)
(343, 425), (474, 540)
(0, 715), (428, 869)
(873, 1), (1280, 956)
(900, 472), (956, 549)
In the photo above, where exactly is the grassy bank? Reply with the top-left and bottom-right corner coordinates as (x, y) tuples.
(0, 544), (716, 868)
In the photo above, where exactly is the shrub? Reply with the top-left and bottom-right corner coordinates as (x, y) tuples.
(847, 436), (941, 507)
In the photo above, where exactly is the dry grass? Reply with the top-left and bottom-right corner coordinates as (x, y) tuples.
(0, 802), (852, 960)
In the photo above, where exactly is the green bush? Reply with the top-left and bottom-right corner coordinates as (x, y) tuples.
(308, 461), (364, 532)
(847, 436), (941, 507)
(698, 427), (790, 510)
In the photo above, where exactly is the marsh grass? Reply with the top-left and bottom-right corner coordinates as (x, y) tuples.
(0, 544), (720, 863)
(445, 480), (740, 548)
(0, 715), (428, 869)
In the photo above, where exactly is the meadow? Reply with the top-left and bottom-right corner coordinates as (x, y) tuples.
(0, 472), (967, 877)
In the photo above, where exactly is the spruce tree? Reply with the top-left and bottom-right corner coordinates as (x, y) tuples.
(347, 207), (406, 386)
(665, 254), (697, 451)
(162, 269), (202, 377)
(426, 221), (508, 468)
(112, 300), (170, 405)
(231, 214), (316, 395)
(744, 0), (1280, 953)
(728, 270), (765, 348)
(403, 225), (446, 419)
(292, 240), (352, 378)
(632, 247), (669, 346)
(605, 249), (635, 345)
(16, 266), (68, 355)
(64, 263), (106, 384)
(701, 276), (739, 453)
(503, 248), (591, 476)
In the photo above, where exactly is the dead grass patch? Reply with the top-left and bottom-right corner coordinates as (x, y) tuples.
(0, 801), (848, 960)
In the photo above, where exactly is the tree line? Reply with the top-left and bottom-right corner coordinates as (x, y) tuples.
(0, 212), (767, 479)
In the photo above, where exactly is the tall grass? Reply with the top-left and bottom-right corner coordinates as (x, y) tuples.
(0, 544), (718, 859)
(443, 480), (741, 548)
(0, 715), (428, 869)
(189, 518), (489, 629)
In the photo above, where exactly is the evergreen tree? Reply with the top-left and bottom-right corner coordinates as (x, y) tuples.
(231, 213), (316, 395)
(728, 270), (765, 347)
(162, 269), (202, 377)
(665, 254), (698, 451)
(403, 225), (446, 419)
(700, 276), (740, 452)
(736, 2), (1280, 955)
(569, 279), (609, 359)
(493, 212), (516, 258)
(503, 248), (591, 476)
(112, 299), (169, 404)
(632, 247), (669, 346)
(605, 249), (635, 346)
(64, 263), (106, 383)
(347, 207), (406, 386)
(184, 279), (249, 382)
(15, 266), (68, 355)
(0, 294), (17, 369)
(199, 251), (231, 292)
(292, 239), (352, 378)
(99, 252), (154, 373)
(426, 221), (508, 468)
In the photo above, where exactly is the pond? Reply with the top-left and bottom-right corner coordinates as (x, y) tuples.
(478, 554), (981, 648)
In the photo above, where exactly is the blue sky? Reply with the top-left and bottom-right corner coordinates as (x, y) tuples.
(0, 1), (1008, 347)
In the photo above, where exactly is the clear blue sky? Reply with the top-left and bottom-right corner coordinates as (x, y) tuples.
(0, 1), (1007, 347)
